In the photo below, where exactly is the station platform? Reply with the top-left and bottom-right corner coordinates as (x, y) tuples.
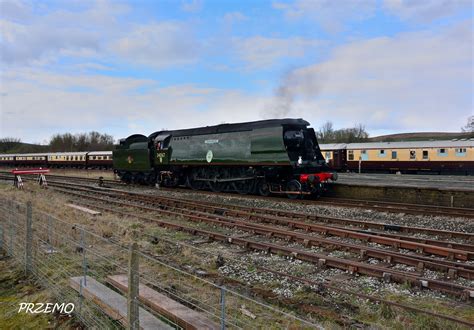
(334, 173), (474, 192)
(328, 173), (473, 208)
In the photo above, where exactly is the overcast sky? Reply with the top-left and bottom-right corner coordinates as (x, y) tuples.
(0, 0), (472, 143)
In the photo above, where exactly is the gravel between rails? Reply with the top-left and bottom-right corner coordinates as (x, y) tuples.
(135, 188), (474, 234)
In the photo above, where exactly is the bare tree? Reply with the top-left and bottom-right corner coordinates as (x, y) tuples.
(49, 132), (114, 151)
(0, 137), (21, 153)
(462, 116), (474, 132)
(317, 122), (334, 142)
(317, 122), (369, 143)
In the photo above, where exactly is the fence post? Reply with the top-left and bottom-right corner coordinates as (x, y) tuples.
(220, 286), (226, 330)
(79, 278), (83, 314)
(8, 201), (14, 257)
(25, 201), (32, 275)
(9, 214), (14, 257)
(47, 216), (52, 249)
(127, 242), (139, 330)
(0, 221), (3, 251)
(80, 228), (87, 286)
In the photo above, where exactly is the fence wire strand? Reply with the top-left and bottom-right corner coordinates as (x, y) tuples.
(0, 197), (319, 329)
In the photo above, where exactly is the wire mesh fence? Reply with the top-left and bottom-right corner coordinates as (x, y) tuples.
(0, 196), (320, 329)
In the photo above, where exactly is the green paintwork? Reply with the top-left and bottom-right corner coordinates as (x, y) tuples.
(168, 126), (289, 165)
(113, 125), (292, 173)
(113, 149), (152, 172)
(113, 136), (153, 172)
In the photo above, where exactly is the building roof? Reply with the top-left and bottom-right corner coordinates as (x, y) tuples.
(348, 140), (474, 149)
(320, 140), (474, 150)
(87, 151), (112, 155)
(319, 143), (348, 150)
(0, 152), (88, 157)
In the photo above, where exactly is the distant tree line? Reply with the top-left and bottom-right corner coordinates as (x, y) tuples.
(317, 122), (369, 143)
(0, 137), (22, 153)
(49, 132), (114, 152)
(0, 132), (114, 153)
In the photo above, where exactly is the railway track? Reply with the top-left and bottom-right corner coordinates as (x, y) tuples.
(38, 180), (473, 299)
(156, 185), (474, 219)
(317, 197), (474, 219)
(3, 177), (473, 326)
(1, 172), (472, 219)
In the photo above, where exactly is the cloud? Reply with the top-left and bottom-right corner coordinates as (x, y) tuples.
(273, 0), (377, 33)
(271, 20), (473, 132)
(0, 68), (269, 142)
(0, 19), (100, 65)
(0, 0), (32, 22)
(222, 11), (247, 24)
(0, 0), (127, 65)
(383, 0), (471, 22)
(181, 0), (203, 13)
(233, 36), (320, 69)
(0, 1), (201, 70)
(110, 22), (200, 68)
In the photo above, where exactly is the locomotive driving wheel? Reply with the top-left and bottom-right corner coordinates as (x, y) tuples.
(206, 168), (227, 192)
(232, 179), (255, 195)
(187, 171), (205, 190)
(257, 180), (271, 196)
(286, 179), (302, 199)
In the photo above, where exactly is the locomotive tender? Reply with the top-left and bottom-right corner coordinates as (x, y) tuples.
(113, 118), (337, 198)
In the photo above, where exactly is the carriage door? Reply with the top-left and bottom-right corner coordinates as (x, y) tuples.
(154, 134), (171, 164)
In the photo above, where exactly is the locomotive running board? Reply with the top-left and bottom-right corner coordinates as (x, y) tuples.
(269, 189), (312, 195)
(192, 176), (255, 183)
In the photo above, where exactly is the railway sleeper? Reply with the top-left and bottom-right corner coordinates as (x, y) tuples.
(41, 193), (474, 299)
(56, 186), (474, 279)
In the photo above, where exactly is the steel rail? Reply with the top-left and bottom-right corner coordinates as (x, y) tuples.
(2, 171), (472, 218)
(318, 196), (474, 218)
(54, 186), (474, 278)
(60, 195), (474, 299)
(47, 181), (473, 261)
(48, 179), (474, 249)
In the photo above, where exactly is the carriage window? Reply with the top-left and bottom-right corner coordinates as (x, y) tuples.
(379, 149), (385, 157)
(410, 150), (416, 160)
(438, 148), (447, 156)
(348, 150), (354, 160)
(455, 148), (466, 156)
(325, 152), (331, 159)
(92, 156), (96, 160)
(422, 150), (429, 159)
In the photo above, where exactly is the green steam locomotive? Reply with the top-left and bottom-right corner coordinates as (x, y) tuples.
(113, 118), (337, 198)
